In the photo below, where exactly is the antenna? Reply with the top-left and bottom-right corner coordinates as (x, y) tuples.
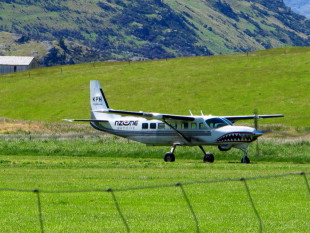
(200, 110), (205, 116)
(189, 110), (193, 116)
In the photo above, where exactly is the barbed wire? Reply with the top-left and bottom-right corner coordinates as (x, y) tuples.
(0, 172), (309, 232)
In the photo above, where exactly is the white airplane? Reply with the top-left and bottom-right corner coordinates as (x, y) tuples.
(65, 80), (284, 163)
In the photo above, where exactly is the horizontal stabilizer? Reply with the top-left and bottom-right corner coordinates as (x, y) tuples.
(63, 119), (109, 123)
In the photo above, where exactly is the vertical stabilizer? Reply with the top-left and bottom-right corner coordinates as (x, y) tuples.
(90, 80), (115, 119)
(90, 80), (109, 111)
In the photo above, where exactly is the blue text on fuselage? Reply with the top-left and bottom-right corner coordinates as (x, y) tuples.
(115, 121), (138, 126)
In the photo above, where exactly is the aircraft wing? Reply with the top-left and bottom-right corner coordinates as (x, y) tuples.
(223, 114), (284, 123)
(94, 109), (196, 121)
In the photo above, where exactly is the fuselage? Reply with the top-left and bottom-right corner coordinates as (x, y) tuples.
(90, 116), (263, 147)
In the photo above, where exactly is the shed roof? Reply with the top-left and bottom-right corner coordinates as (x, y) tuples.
(0, 56), (35, 66)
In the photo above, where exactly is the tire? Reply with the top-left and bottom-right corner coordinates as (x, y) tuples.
(164, 152), (175, 162)
(241, 156), (250, 164)
(203, 153), (214, 163)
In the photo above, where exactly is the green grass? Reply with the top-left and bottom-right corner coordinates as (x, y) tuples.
(0, 136), (310, 163)
(0, 154), (309, 232)
(0, 47), (309, 126)
(0, 130), (309, 232)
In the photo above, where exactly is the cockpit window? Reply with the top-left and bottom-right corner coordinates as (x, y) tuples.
(205, 118), (232, 129)
(222, 118), (233, 125)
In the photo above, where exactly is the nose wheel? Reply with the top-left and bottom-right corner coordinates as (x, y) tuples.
(240, 148), (250, 164)
(241, 156), (250, 163)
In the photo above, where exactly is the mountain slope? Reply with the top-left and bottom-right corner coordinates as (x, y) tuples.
(0, 0), (309, 64)
(167, 0), (309, 53)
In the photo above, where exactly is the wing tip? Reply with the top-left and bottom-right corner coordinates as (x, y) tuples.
(63, 119), (74, 123)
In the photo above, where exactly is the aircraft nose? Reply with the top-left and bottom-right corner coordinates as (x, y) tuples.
(216, 127), (264, 143)
(253, 129), (264, 136)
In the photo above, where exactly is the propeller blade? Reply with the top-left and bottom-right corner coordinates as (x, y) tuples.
(254, 109), (258, 130)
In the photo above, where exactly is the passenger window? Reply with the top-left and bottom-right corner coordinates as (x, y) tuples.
(191, 123), (197, 129)
(150, 123), (157, 129)
(199, 123), (207, 129)
(182, 123), (188, 129)
(158, 123), (165, 129)
(142, 123), (148, 129)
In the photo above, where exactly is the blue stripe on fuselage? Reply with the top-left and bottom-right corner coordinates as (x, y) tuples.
(90, 122), (211, 138)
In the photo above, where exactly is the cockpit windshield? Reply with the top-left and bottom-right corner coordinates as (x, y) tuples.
(205, 118), (233, 129)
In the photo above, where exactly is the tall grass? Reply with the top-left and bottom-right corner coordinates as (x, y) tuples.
(0, 135), (309, 163)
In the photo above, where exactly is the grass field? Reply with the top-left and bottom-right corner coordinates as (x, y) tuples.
(1, 47), (309, 126)
(0, 135), (309, 232)
(0, 154), (309, 232)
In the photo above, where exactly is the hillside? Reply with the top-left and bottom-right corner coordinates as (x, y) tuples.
(0, 47), (309, 127)
(0, 0), (309, 65)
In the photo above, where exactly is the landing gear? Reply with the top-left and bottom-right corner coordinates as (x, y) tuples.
(235, 144), (251, 164)
(164, 144), (177, 162)
(240, 148), (250, 164)
(199, 146), (214, 163)
(163, 144), (215, 163)
(163, 143), (252, 163)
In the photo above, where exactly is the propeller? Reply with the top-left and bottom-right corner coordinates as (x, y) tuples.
(254, 109), (259, 130)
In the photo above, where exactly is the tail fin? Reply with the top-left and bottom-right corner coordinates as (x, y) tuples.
(90, 80), (109, 111)
(90, 80), (114, 119)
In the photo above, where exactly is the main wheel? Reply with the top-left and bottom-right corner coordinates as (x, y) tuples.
(203, 153), (214, 163)
(241, 156), (250, 164)
(164, 152), (175, 162)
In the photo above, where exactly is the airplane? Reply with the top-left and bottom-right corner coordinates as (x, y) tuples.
(65, 80), (284, 163)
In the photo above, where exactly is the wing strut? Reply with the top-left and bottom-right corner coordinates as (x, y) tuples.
(163, 119), (191, 143)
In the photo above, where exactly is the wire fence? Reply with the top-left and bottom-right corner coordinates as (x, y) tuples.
(1, 172), (309, 233)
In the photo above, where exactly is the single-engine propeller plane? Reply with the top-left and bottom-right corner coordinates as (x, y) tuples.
(65, 80), (284, 163)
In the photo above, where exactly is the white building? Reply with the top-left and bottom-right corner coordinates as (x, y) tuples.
(0, 56), (39, 75)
